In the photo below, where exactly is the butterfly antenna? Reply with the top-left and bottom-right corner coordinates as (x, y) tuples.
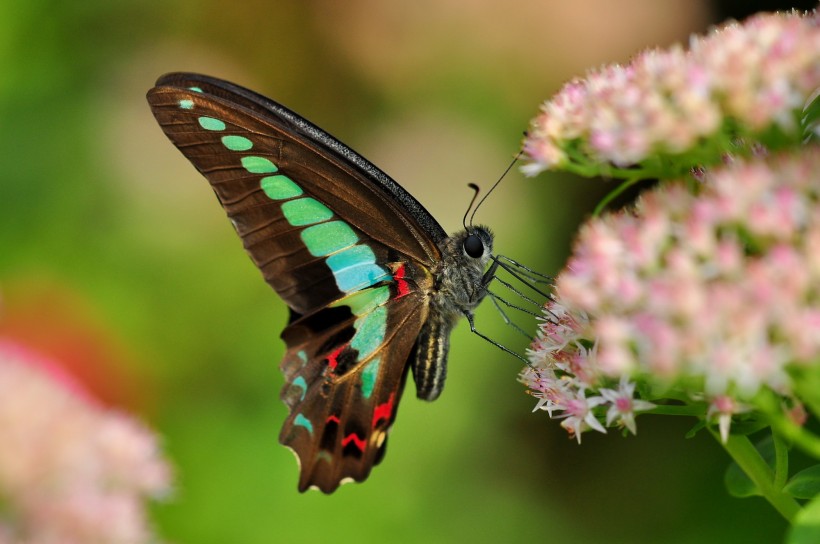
(468, 151), (522, 226)
(462, 183), (481, 231)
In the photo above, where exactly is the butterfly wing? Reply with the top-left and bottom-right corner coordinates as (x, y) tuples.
(147, 73), (444, 492)
(279, 278), (426, 492)
(147, 72), (445, 315)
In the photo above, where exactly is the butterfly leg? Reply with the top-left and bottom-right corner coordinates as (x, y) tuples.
(480, 258), (500, 288)
(494, 255), (554, 286)
(465, 312), (533, 367)
(486, 292), (533, 339)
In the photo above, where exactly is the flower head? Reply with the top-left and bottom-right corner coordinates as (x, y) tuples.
(522, 10), (820, 174)
(522, 148), (820, 441)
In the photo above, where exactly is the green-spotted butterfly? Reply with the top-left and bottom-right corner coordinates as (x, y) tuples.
(147, 73), (507, 493)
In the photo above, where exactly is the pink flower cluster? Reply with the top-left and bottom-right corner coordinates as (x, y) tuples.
(522, 10), (820, 174)
(0, 340), (172, 543)
(521, 149), (820, 441)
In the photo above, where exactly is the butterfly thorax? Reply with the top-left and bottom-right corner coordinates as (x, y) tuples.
(412, 226), (494, 401)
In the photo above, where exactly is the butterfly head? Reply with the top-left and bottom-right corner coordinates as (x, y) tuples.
(434, 225), (494, 317)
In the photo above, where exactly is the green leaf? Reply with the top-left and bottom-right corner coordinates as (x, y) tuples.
(787, 495), (820, 544)
(785, 465), (820, 500)
(725, 436), (775, 497)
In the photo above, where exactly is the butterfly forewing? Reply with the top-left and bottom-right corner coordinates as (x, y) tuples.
(147, 73), (446, 492)
(147, 74), (444, 310)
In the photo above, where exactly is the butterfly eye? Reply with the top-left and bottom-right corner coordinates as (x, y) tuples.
(463, 234), (484, 258)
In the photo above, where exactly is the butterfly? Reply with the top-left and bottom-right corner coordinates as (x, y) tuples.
(147, 73), (500, 493)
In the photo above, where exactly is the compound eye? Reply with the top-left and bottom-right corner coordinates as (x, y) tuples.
(463, 234), (484, 258)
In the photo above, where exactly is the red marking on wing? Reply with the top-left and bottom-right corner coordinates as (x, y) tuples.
(326, 414), (341, 425)
(326, 345), (345, 371)
(342, 432), (366, 452)
(394, 263), (410, 298)
(372, 392), (395, 428)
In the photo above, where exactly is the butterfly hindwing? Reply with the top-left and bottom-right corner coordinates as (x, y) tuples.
(279, 278), (428, 492)
(146, 73), (446, 492)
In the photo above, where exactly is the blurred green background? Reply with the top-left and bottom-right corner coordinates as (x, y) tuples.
(0, 1), (813, 542)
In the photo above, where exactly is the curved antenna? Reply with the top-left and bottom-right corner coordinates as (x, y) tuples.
(468, 151), (522, 226)
(462, 183), (481, 231)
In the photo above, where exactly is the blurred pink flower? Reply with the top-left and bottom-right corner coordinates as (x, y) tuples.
(522, 10), (819, 174)
(0, 339), (172, 543)
(522, 148), (820, 441)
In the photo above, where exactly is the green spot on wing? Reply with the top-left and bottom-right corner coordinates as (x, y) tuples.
(330, 286), (390, 316)
(316, 450), (332, 463)
(350, 306), (387, 360)
(300, 221), (358, 256)
(198, 116), (226, 131)
(189, 86), (203, 93)
(292, 376), (308, 401)
(360, 357), (380, 399)
(294, 413), (313, 434)
(221, 135), (253, 151)
(241, 156), (278, 174)
(261, 175), (302, 200)
(179, 99), (194, 110)
(326, 245), (390, 293)
(281, 197), (333, 227)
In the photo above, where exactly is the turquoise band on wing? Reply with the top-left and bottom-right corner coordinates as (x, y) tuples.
(326, 246), (392, 293)
(180, 101), (399, 436)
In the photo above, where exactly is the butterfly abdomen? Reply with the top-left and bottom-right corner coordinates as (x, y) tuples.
(412, 309), (453, 401)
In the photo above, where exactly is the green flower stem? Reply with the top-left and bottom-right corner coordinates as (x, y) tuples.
(712, 430), (801, 522)
(592, 175), (644, 216)
(772, 432), (789, 490)
(561, 153), (652, 180)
